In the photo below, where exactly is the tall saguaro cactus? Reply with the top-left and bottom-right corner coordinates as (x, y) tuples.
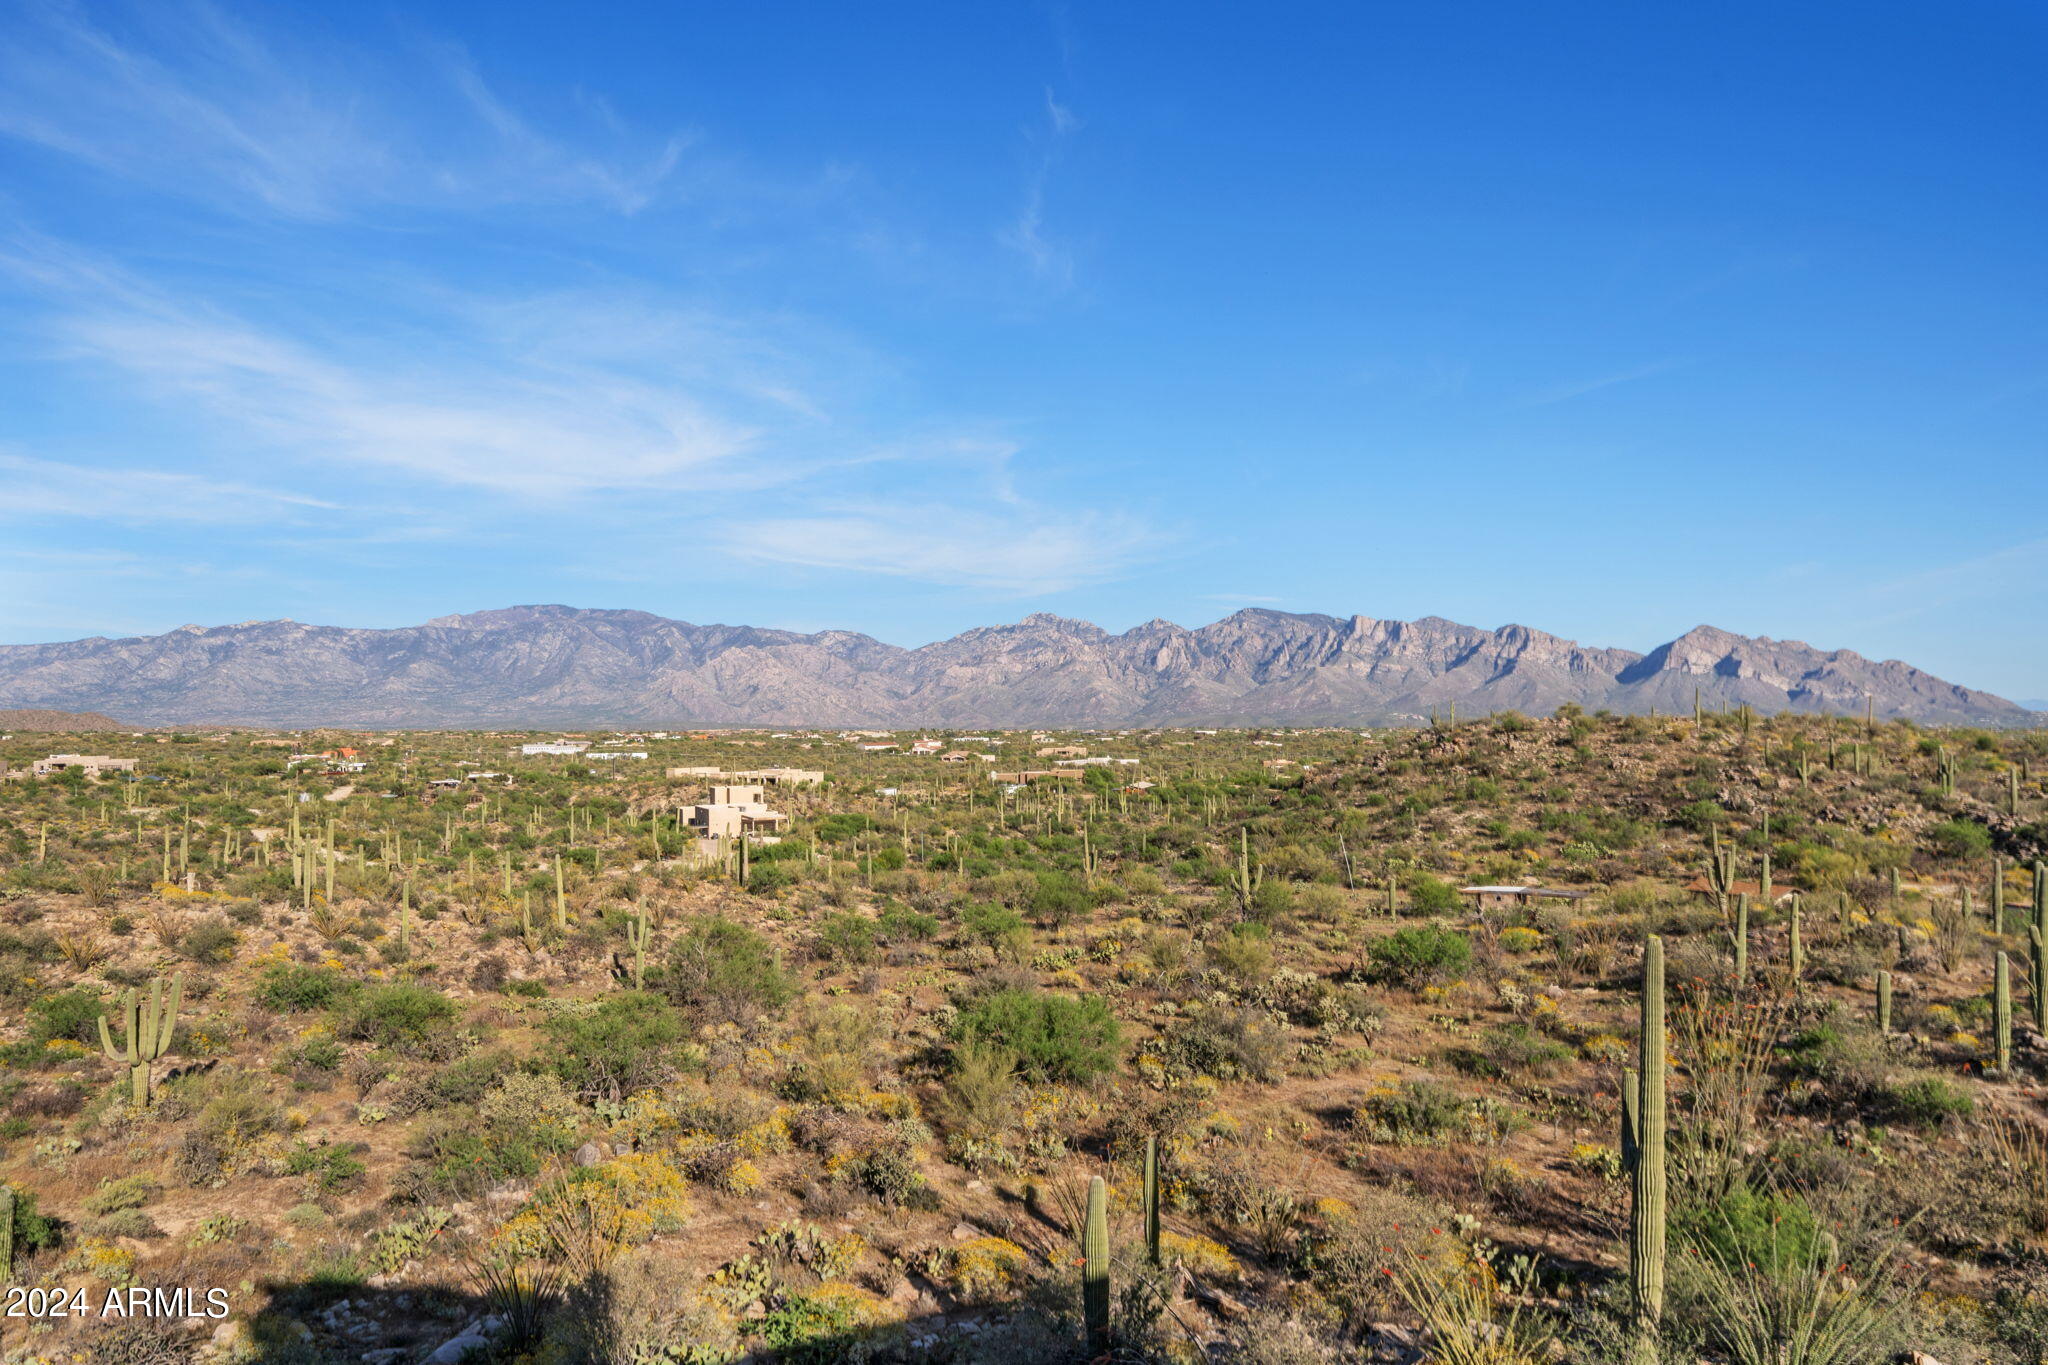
(625, 908), (651, 990)
(1731, 893), (1749, 982)
(1622, 935), (1667, 1359)
(1228, 827), (1264, 919)
(1876, 970), (1893, 1034)
(2030, 860), (2048, 1034)
(97, 973), (182, 1107)
(1788, 896), (1803, 986)
(1082, 1175), (1111, 1355)
(1142, 1134), (1162, 1267)
(1995, 952), (2013, 1074)
(0, 1183), (13, 1285)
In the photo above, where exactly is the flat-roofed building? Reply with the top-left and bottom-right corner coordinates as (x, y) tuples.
(32, 754), (137, 777)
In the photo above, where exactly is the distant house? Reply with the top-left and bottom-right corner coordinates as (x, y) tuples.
(689, 798), (788, 839)
(520, 741), (589, 756)
(32, 754), (137, 778)
(587, 751), (648, 761)
(1456, 885), (1592, 912)
(1681, 877), (1798, 905)
(989, 770), (1082, 784)
(910, 739), (944, 754)
(1035, 745), (1088, 759)
(858, 743), (898, 752)
(735, 768), (824, 787)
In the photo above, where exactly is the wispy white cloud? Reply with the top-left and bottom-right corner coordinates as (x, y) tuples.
(0, 6), (1170, 598)
(1862, 537), (2048, 622)
(1000, 87), (1080, 288)
(0, 450), (338, 523)
(0, 0), (686, 218)
(718, 502), (1166, 595)
(1528, 359), (1684, 405)
(2, 241), (781, 496)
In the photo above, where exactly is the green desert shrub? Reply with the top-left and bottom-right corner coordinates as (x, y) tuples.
(959, 902), (1029, 959)
(256, 963), (351, 1013)
(544, 991), (686, 1101)
(332, 985), (460, 1055)
(664, 916), (793, 1024)
(1368, 925), (1472, 987)
(814, 912), (879, 966)
(28, 986), (105, 1046)
(951, 989), (1121, 1084)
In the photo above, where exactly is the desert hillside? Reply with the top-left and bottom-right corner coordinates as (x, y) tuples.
(0, 711), (2042, 1362)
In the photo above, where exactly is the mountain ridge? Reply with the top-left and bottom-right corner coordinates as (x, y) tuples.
(0, 606), (2026, 728)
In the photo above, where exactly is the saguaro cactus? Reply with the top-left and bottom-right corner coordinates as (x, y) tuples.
(97, 973), (182, 1107)
(2030, 861), (2048, 1034)
(1995, 952), (2013, 1074)
(1622, 935), (1667, 1357)
(1228, 828), (1264, 918)
(1082, 1174), (1110, 1355)
(1876, 970), (1892, 1034)
(1731, 893), (1749, 982)
(0, 1183), (13, 1284)
(1142, 1134), (1162, 1267)
(1993, 857), (2006, 931)
(625, 908), (651, 990)
(1788, 896), (1803, 985)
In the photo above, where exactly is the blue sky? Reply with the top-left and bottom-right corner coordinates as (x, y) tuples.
(1, 1), (2044, 699)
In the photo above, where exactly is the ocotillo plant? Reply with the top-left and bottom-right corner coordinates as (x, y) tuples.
(1877, 971), (1893, 1034)
(1142, 1135), (1162, 1267)
(1622, 935), (1667, 1355)
(97, 973), (182, 1107)
(1995, 952), (2012, 1074)
(1082, 1175), (1110, 1355)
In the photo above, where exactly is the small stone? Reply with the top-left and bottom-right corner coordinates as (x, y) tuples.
(574, 1141), (604, 1167)
(427, 1336), (488, 1364)
(950, 1222), (978, 1241)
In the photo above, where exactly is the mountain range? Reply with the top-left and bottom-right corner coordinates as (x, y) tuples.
(0, 606), (2027, 729)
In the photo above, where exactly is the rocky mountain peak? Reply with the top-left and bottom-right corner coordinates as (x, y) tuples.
(0, 606), (2024, 728)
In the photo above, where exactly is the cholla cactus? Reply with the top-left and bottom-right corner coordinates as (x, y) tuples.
(97, 973), (182, 1107)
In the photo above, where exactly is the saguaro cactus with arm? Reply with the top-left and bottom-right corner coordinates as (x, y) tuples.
(97, 973), (182, 1107)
